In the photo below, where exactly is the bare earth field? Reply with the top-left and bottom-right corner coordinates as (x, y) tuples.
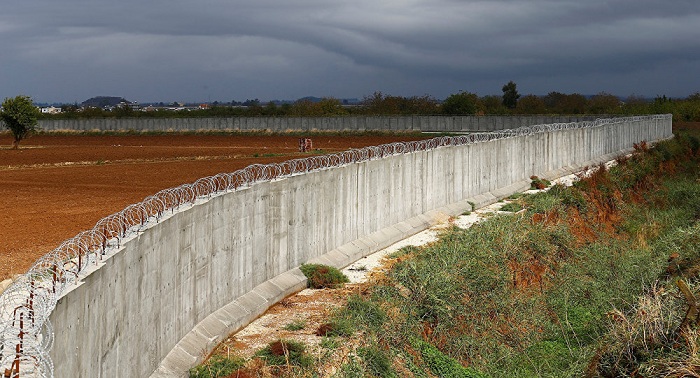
(0, 132), (427, 281)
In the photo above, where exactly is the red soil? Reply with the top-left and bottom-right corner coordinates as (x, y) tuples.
(0, 133), (427, 281)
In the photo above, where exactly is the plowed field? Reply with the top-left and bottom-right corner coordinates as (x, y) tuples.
(0, 132), (427, 280)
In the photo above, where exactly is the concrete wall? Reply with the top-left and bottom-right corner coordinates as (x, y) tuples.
(39, 115), (611, 133)
(46, 116), (671, 377)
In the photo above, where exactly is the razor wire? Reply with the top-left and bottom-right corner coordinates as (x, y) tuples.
(0, 114), (670, 378)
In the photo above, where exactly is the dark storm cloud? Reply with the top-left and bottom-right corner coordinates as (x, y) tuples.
(1, 0), (699, 103)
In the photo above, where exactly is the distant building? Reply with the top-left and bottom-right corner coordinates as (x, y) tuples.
(112, 101), (141, 111)
(40, 106), (62, 114)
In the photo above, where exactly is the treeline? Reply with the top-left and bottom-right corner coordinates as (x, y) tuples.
(42, 90), (700, 122)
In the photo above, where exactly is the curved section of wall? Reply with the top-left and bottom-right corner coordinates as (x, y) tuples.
(0, 116), (671, 378)
(38, 115), (614, 133)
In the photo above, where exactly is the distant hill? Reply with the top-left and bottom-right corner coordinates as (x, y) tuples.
(82, 96), (128, 108)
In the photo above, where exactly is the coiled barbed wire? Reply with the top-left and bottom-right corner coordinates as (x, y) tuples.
(0, 115), (670, 378)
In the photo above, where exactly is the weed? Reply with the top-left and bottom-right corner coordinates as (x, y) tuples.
(299, 263), (349, 289)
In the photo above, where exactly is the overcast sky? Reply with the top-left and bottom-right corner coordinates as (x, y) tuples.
(1, 0), (699, 104)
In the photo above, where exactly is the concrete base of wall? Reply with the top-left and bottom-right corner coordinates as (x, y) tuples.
(151, 146), (635, 377)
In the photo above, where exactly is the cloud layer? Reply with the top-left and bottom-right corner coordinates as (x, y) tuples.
(1, 0), (699, 103)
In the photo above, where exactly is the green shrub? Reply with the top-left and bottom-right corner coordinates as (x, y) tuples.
(300, 263), (349, 289)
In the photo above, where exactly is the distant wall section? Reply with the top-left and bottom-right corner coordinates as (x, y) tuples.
(39, 115), (613, 133)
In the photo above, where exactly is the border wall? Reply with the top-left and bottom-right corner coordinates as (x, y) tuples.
(0, 116), (671, 378)
(38, 115), (611, 133)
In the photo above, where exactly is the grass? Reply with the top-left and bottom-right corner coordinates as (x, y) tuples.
(498, 202), (523, 212)
(411, 338), (486, 378)
(358, 346), (396, 377)
(253, 339), (312, 368)
(282, 319), (306, 331)
(188, 355), (245, 378)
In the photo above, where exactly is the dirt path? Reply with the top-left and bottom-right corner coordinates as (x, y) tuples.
(0, 133), (427, 281)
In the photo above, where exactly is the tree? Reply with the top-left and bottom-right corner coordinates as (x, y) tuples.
(543, 92), (587, 114)
(516, 95), (548, 114)
(361, 92), (438, 115)
(1, 95), (41, 149)
(587, 92), (622, 114)
(480, 95), (508, 114)
(501, 81), (520, 109)
(441, 91), (480, 115)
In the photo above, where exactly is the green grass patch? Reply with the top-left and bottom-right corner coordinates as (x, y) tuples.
(499, 202), (523, 212)
(254, 339), (312, 368)
(299, 263), (349, 289)
(358, 346), (396, 378)
(282, 319), (306, 331)
(412, 338), (487, 378)
(188, 355), (245, 378)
